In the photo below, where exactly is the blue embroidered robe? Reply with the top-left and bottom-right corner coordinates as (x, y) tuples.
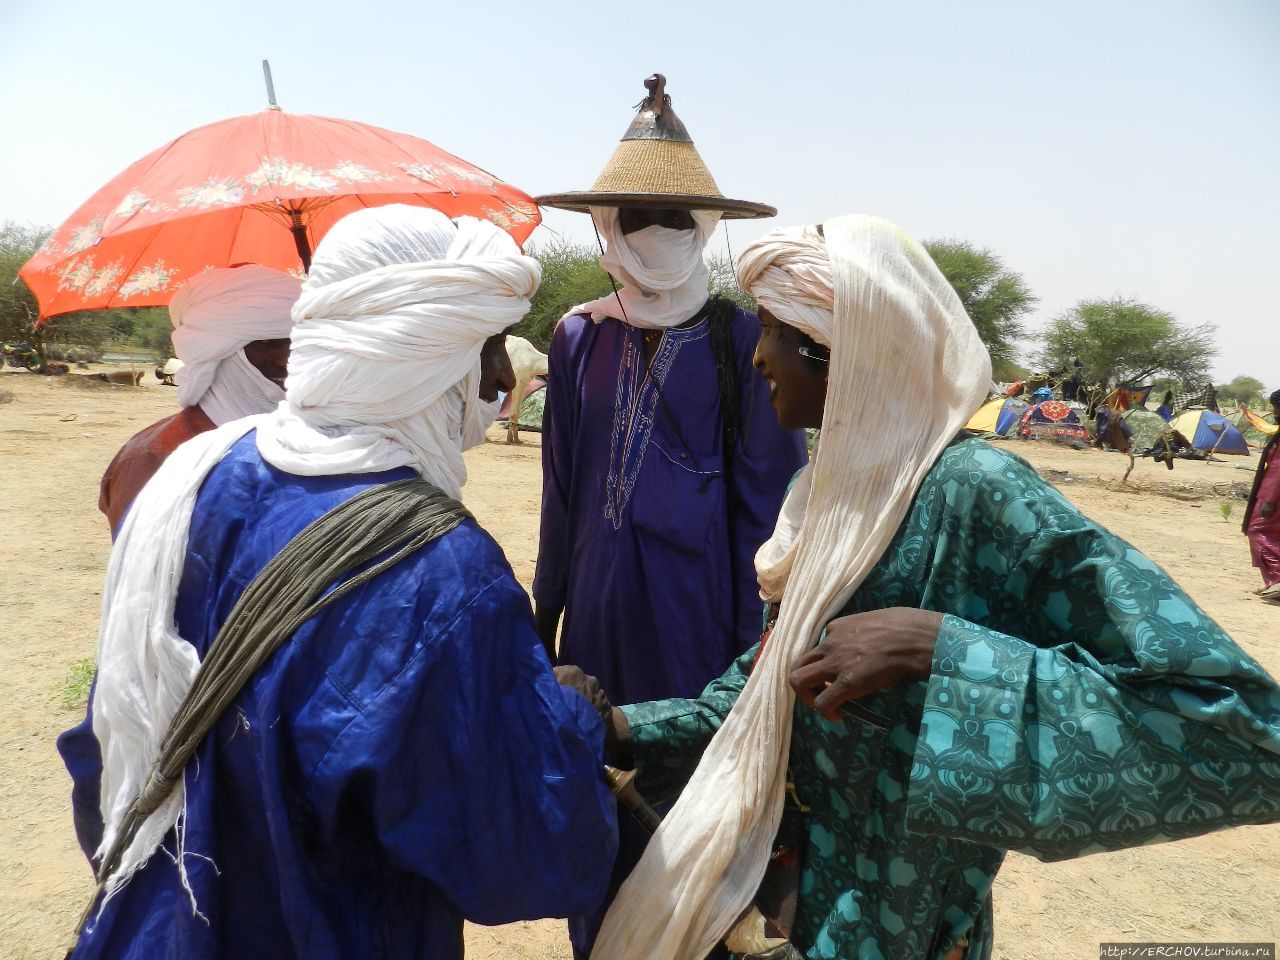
(534, 308), (807, 705)
(534, 306), (807, 955)
(58, 433), (617, 960)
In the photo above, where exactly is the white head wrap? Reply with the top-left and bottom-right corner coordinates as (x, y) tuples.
(255, 206), (539, 498)
(574, 206), (720, 329)
(169, 265), (301, 425)
(592, 215), (992, 959)
(89, 206), (538, 914)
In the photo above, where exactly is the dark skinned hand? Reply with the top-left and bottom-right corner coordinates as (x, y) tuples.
(789, 608), (944, 722)
(553, 665), (622, 755)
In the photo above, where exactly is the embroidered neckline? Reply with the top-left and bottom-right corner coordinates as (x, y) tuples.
(603, 319), (710, 529)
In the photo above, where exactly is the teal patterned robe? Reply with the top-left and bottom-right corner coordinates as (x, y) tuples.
(620, 437), (1280, 960)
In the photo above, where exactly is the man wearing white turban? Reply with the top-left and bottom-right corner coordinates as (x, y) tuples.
(58, 206), (618, 960)
(97, 264), (300, 535)
(570, 216), (1280, 960)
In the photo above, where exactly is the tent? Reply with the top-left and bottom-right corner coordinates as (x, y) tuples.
(1018, 400), (1090, 443)
(498, 377), (547, 432)
(1123, 408), (1172, 452)
(1168, 409), (1250, 455)
(966, 397), (1029, 436)
(1231, 406), (1278, 448)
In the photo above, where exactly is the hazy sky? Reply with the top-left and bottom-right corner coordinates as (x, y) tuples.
(2, 0), (1276, 385)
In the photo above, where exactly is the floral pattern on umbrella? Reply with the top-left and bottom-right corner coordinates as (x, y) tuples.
(20, 108), (541, 320)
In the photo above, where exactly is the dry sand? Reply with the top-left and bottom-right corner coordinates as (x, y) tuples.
(0, 368), (1276, 959)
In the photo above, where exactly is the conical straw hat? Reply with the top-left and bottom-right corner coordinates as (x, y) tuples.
(537, 74), (776, 220)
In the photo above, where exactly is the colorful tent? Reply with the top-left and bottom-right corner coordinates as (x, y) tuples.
(965, 397), (1029, 436)
(1123, 409), (1172, 452)
(498, 377), (547, 432)
(1168, 409), (1250, 455)
(1018, 400), (1090, 443)
(1107, 384), (1154, 411)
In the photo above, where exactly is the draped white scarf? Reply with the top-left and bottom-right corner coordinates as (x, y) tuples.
(170, 265), (300, 425)
(591, 215), (992, 959)
(91, 207), (538, 909)
(575, 206), (720, 329)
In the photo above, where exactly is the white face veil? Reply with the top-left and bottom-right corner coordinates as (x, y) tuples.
(591, 215), (992, 959)
(169, 265), (301, 425)
(90, 206), (539, 914)
(574, 206), (721, 329)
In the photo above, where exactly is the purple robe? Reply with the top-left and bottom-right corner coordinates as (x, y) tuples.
(535, 306), (806, 703)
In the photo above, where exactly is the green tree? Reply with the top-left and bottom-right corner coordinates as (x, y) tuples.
(513, 239), (614, 350)
(515, 243), (758, 352)
(991, 357), (1031, 384)
(706, 252), (755, 311)
(1037, 296), (1217, 389)
(1216, 375), (1265, 405)
(923, 239), (1037, 365)
(0, 222), (52, 369)
(1, 221), (172, 370)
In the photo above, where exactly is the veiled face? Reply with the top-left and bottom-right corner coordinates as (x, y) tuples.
(243, 338), (291, 389)
(618, 207), (696, 235)
(479, 333), (516, 402)
(753, 307), (828, 430)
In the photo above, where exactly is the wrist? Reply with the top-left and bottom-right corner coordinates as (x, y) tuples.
(608, 708), (634, 767)
(904, 608), (943, 680)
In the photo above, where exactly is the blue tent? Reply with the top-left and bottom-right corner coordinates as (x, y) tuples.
(965, 397), (1030, 436)
(1169, 409), (1250, 455)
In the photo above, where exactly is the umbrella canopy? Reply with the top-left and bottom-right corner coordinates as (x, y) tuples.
(21, 109), (540, 321)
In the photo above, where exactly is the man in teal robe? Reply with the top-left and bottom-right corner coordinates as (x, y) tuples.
(613, 435), (1280, 959)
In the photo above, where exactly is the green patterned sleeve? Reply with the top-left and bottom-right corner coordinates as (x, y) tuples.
(905, 520), (1280, 862)
(619, 647), (756, 803)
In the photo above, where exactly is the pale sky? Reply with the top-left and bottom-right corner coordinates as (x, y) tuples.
(2, 0), (1276, 386)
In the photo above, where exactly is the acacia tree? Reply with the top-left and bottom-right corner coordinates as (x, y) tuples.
(2, 221), (174, 371)
(0, 222), (52, 368)
(514, 243), (756, 351)
(706, 252), (754, 311)
(1037, 296), (1217, 389)
(922, 239), (1037, 367)
(1216, 375), (1266, 405)
(512, 240), (614, 350)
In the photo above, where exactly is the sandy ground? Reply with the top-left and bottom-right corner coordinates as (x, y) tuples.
(0, 368), (1276, 959)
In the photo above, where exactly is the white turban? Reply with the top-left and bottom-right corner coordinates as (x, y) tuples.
(169, 265), (301, 425)
(254, 205), (541, 498)
(574, 206), (720, 329)
(592, 215), (993, 959)
(90, 206), (538, 912)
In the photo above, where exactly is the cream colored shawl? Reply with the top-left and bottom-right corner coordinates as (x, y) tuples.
(591, 215), (992, 959)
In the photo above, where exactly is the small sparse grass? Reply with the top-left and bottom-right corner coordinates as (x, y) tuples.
(58, 657), (96, 710)
(1219, 501), (1233, 522)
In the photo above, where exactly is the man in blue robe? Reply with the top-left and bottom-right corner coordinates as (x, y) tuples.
(58, 207), (617, 960)
(534, 74), (807, 955)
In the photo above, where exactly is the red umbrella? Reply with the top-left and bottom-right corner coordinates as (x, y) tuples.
(22, 107), (540, 321)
